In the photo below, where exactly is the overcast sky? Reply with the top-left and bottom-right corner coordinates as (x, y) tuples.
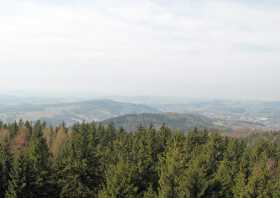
(0, 0), (280, 100)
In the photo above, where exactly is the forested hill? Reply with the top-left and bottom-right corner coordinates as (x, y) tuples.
(0, 99), (159, 125)
(0, 97), (277, 130)
(103, 112), (215, 132)
(1, 121), (280, 197)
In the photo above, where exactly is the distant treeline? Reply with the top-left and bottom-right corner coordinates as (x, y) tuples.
(0, 120), (280, 197)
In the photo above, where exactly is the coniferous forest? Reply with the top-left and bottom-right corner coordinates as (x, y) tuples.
(1, 120), (280, 198)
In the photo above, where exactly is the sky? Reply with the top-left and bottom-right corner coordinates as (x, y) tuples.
(0, 0), (280, 100)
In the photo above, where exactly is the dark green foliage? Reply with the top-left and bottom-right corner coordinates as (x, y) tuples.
(0, 143), (10, 197)
(0, 121), (280, 197)
(5, 121), (57, 198)
(5, 154), (28, 198)
(99, 160), (138, 198)
(103, 113), (214, 132)
(56, 123), (102, 198)
(158, 133), (187, 198)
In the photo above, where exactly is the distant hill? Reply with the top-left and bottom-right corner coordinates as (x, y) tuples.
(103, 112), (215, 132)
(150, 100), (280, 130)
(0, 95), (276, 131)
(0, 99), (160, 125)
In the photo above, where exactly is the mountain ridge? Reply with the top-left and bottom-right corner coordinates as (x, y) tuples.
(0, 99), (160, 125)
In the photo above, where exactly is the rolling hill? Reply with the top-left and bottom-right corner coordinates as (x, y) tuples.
(0, 99), (160, 125)
(103, 112), (215, 132)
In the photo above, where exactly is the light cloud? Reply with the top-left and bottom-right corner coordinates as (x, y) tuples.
(0, 0), (280, 100)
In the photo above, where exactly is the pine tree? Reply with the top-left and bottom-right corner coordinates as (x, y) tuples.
(206, 139), (244, 198)
(99, 160), (138, 198)
(208, 160), (234, 198)
(158, 133), (187, 198)
(232, 155), (250, 198)
(5, 154), (28, 198)
(246, 154), (272, 197)
(178, 166), (208, 198)
(56, 124), (101, 198)
(0, 142), (10, 197)
(22, 122), (57, 198)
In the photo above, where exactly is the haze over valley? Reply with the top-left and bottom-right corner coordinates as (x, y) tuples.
(0, 94), (279, 133)
(1, 0), (280, 132)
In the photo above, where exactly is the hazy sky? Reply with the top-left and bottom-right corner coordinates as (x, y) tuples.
(0, 0), (280, 100)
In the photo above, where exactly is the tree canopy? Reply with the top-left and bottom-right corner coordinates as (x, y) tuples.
(0, 121), (280, 197)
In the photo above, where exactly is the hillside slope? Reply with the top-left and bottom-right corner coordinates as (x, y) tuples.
(0, 99), (160, 125)
(103, 112), (215, 132)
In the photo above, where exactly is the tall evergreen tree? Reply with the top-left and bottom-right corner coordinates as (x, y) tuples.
(0, 142), (10, 197)
(21, 121), (57, 198)
(99, 160), (138, 198)
(158, 133), (187, 198)
(5, 154), (28, 198)
(56, 124), (101, 198)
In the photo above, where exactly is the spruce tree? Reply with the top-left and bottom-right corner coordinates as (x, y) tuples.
(22, 121), (57, 198)
(5, 154), (28, 198)
(0, 142), (10, 197)
(99, 160), (138, 198)
(158, 133), (187, 198)
(56, 124), (101, 198)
